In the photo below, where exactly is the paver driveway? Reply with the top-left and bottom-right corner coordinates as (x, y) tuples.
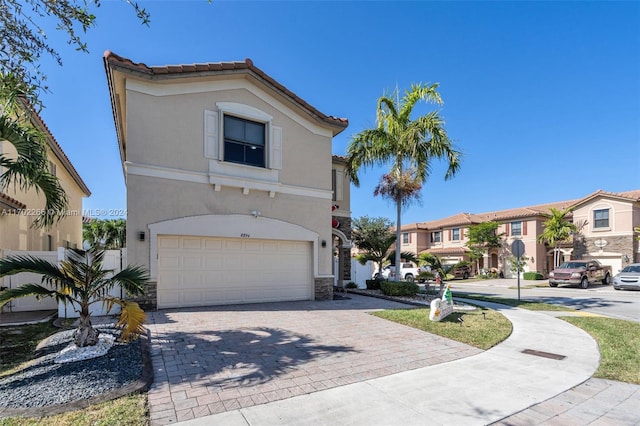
(146, 293), (481, 425)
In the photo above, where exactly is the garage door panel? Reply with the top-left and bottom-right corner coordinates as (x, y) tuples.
(158, 236), (312, 308)
(159, 236), (180, 249)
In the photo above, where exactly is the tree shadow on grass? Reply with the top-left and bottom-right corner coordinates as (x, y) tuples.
(153, 326), (358, 388)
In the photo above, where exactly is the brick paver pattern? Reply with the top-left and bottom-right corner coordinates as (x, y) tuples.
(146, 294), (481, 425)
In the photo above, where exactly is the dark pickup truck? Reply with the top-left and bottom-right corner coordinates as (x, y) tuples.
(548, 260), (612, 289)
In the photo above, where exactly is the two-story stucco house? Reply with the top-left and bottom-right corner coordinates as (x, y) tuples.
(104, 52), (350, 310)
(399, 189), (639, 278)
(1, 101), (91, 312)
(0, 101), (91, 252)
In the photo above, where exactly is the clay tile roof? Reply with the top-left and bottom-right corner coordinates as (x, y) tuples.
(571, 189), (640, 207)
(419, 212), (483, 230)
(420, 247), (469, 255)
(103, 51), (348, 132)
(400, 189), (640, 233)
(0, 192), (26, 211)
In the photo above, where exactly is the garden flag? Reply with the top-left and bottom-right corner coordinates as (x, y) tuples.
(443, 285), (452, 304)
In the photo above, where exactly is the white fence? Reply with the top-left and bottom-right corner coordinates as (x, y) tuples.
(1, 248), (125, 318)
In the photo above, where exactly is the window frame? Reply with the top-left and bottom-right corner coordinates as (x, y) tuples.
(431, 231), (442, 243)
(511, 221), (522, 236)
(402, 232), (410, 244)
(223, 114), (267, 168)
(593, 209), (610, 229)
(452, 228), (460, 241)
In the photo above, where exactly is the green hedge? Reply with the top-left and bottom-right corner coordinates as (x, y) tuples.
(523, 271), (545, 280)
(380, 280), (419, 297)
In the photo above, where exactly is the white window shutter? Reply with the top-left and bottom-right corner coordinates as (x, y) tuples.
(204, 110), (218, 159)
(270, 126), (282, 170)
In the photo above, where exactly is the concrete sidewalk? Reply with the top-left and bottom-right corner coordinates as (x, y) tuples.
(175, 300), (607, 425)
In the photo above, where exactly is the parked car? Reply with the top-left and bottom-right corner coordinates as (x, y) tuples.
(548, 260), (612, 289)
(613, 263), (640, 291)
(372, 263), (428, 282)
(448, 264), (472, 280)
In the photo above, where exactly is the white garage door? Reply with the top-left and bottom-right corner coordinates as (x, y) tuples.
(157, 235), (312, 309)
(590, 255), (622, 276)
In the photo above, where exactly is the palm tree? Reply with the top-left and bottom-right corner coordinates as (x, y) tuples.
(82, 218), (127, 249)
(0, 247), (149, 347)
(1, 74), (68, 228)
(537, 207), (578, 269)
(352, 216), (396, 278)
(346, 83), (461, 271)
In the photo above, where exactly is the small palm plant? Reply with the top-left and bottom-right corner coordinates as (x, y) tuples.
(0, 247), (149, 347)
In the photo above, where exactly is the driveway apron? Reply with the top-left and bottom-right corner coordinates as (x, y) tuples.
(146, 294), (481, 425)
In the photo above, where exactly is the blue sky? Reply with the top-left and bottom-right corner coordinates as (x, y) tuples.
(36, 1), (639, 225)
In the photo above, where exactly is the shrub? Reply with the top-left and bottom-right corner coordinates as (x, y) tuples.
(380, 280), (419, 297)
(345, 282), (358, 289)
(365, 279), (381, 290)
(523, 271), (545, 280)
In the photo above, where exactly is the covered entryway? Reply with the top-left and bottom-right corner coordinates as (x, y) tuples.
(157, 235), (312, 309)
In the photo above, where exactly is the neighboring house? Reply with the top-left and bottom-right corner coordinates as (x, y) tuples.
(399, 190), (640, 278)
(1, 102), (91, 312)
(0, 102), (91, 252)
(104, 52), (350, 310)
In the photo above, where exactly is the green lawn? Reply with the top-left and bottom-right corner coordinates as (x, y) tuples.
(373, 306), (512, 350)
(562, 316), (640, 384)
(375, 293), (640, 385)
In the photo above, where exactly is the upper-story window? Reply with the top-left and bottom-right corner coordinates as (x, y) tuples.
(402, 232), (410, 244)
(452, 228), (460, 241)
(431, 231), (441, 243)
(223, 115), (266, 168)
(511, 221), (522, 236)
(594, 209), (610, 229)
(205, 103), (282, 173)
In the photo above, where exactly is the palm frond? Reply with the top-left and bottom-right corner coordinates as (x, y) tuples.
(0, 255), (70, 285)
(111, 301), (146, 343)
(107, 265), (149, 297)
(0, 283), (72, 307)
(0, 114), (68, 229)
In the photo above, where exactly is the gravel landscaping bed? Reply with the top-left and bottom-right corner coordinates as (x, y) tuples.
(0, 324), (146, 410)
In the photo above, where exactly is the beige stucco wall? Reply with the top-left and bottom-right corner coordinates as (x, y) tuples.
(0, 141), (85, 251)
(573, 198), (637, 238)
(125, 86), (331, 190)
(123, 79), (337, 278)
(126, 175), (333, 275)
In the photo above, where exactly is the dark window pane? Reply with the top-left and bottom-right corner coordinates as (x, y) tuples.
(245, 146), (265, 167)
(224, 141), (245, 164)
(224, 116), (245, 141)
(245, 121), (265, 146)
(223, 114), (266, 168)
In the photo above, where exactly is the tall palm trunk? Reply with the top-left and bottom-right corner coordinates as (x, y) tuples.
(395, 194), (402, 278)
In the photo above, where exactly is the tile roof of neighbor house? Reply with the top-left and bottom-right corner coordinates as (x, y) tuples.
(18, 99), (91, 197)
(420, 247), (469, 255)
(572, 189), (640, 207)
(0, 192), (26, 211)
(402, 189), (639, 232)
(103, 51), (349, 134)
